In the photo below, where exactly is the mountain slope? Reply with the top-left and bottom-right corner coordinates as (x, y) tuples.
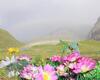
(0, 28), (22, 48)
(89, 17), (100, 40)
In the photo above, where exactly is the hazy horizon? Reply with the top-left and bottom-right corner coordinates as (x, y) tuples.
(0, 0), (100, 42)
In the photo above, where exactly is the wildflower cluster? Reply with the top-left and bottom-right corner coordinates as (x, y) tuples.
(18, 51), (97, 80)
(0, 47), (99, 80)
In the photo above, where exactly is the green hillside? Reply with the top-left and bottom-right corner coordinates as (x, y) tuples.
(21, 40), (100, 60)
(0, 28), (22, 48)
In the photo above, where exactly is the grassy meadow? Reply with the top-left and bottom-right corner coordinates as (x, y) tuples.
(0, 40), (100, 62)
(20, 40), (100, 60)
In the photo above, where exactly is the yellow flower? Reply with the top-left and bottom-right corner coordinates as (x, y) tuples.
(43, 72), (50, 80)
(8, 48), (19, 54)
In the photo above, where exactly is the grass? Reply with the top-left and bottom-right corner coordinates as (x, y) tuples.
(19, 40), (100, 59)
(79, 40), (100, 59)
(0, 28), (22, 48)
(1, 40), (100, 60)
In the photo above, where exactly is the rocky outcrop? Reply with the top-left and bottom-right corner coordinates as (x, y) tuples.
(89, 17), (100, 41)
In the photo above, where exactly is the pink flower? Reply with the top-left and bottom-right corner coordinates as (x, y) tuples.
(17, 54), (32, 62)
(36, 64), (57, 80)
(72, 57), (96, 73)
(20, 65), (38, 80)
(62, 56), (69, 64)
(68, 62), (76, 69)
(63, 51), (80, 64)
(50, 55), (61, 62)
(63, 51), (80, 62)
(56, 65), (67, 76)
(70, 78), (75, 80)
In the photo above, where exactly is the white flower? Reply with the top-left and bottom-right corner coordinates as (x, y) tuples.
(8, 71), (15, 78)
(0, 55), (16, 68)
(8, 71), (19, 78)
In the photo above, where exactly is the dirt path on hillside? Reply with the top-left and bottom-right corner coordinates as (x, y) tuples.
(23, 40), (60, 48)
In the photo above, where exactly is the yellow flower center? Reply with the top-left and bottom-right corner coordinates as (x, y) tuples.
(43, 72), (50, 80)
(81, 65), (89, 72)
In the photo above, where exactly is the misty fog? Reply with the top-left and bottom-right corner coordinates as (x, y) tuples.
(0, 0), (100, 42)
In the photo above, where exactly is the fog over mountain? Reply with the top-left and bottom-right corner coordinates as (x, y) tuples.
(0, 0), (100, 42)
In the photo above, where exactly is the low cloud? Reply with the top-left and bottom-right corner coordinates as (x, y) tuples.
(0, 0), (100, 42)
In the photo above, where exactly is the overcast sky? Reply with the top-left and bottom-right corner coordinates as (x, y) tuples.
(0, 0), (100, 42)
